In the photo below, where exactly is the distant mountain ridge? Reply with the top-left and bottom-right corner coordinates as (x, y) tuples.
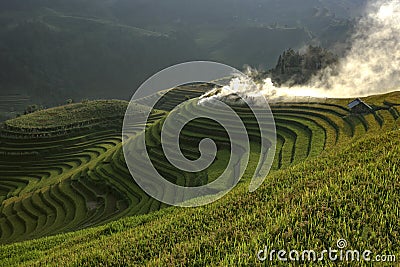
(0, 0), (363, 106)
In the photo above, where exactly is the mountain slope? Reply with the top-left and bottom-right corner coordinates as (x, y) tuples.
(0, 0), (361, 105)
(0, 88), (399, 246)
(0, 122), (398, 266)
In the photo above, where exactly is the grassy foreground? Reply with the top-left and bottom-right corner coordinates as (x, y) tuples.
(0, 129), (399, 266)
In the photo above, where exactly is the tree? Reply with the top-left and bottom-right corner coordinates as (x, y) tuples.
(24, 104), (42, 115)
(269, 46), (338, 86)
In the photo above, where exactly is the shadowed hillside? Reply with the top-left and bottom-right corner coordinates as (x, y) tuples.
(0, 0), (361, 105)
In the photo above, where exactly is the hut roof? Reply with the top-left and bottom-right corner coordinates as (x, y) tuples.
(348, 98), (372, 110)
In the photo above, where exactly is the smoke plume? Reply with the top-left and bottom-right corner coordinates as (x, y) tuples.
(309, 0), (400, 97)
(200, 0), (400, 104)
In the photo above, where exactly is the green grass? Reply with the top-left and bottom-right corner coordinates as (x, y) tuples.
(4, 100), (130, 130)
(0, 89), (399, 265)
(0, 129), (399, 266)
(0, 100), (166, 243)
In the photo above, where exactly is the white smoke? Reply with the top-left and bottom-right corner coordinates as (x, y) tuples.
(309, 0), (400, 97)
(198, 76), (276, 106)
(199, 0), (400, 104)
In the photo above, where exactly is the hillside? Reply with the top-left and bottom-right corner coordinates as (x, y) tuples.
(0, 93), (30, 122)
(0, 12), (201, 105)
(0, 121), (399, 266)
(0, 0), (361, 105)
(209, 27), (313, 69)
(0, 86), (399, 250)
(3, 100), (129, 130)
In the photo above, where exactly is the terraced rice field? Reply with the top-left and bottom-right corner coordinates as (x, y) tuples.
(0, 94), (30, 112)
(0, 94), (30, 122)
(0, 100), (165, 243)
(0, 86), (399, 244)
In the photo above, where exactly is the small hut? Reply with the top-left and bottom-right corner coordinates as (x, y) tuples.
(348, 98), (373, 114)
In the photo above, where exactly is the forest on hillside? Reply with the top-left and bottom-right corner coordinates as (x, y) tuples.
(0, 0), (363, 106)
